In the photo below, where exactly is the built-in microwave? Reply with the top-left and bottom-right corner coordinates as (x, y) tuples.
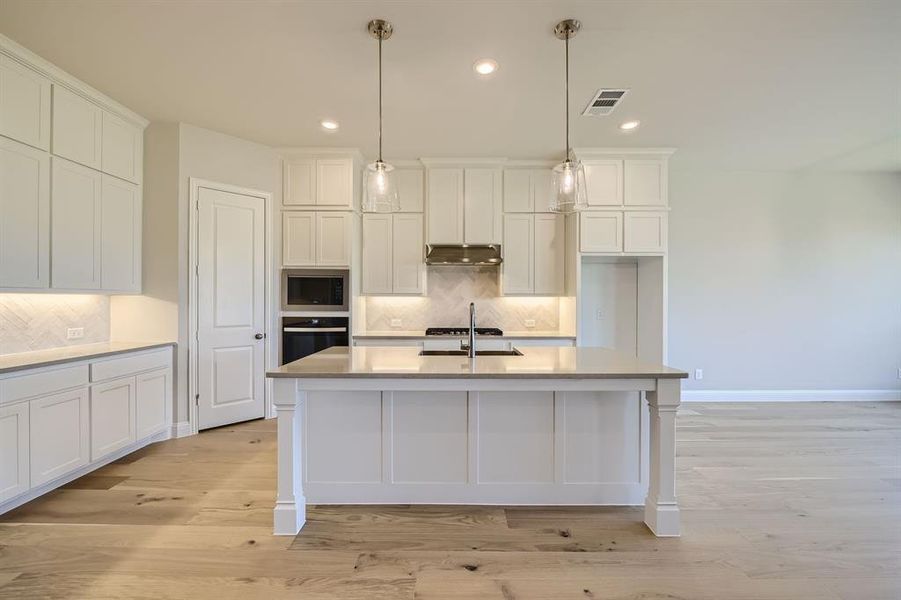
(282, 269), (349, 312)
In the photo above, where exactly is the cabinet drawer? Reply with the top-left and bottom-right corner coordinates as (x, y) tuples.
(90, 349), (171, 383)
(0, 364), (89, 405)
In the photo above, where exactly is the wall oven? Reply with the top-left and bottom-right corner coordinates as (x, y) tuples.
(282, 269), (348, 312)
(281, 316), (349, 365)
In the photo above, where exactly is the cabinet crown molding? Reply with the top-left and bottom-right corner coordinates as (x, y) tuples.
(0, 33), (148, 129)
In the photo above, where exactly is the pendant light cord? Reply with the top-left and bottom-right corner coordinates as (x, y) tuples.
(378, 35), (383, 163)
(564, 35), (570, 162)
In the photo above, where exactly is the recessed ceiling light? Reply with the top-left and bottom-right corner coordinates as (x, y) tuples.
(320, 120), (339, 131)
(619, 120), (640, 131)
(473, 59), (498, 76)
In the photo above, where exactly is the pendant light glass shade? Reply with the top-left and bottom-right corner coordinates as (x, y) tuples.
(363, 160), (400, 212)
(550, 158), (587, 213)
(363, 19), (399, 213)
(549, 19), (587, 214)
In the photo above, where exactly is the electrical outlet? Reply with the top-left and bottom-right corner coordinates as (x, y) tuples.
(67, 327), (84, 340)
(694, 368), (703, 380)
(524, 319), (536, 328)
(897, 367), (901, 379)
(596, 309), (603, 320)
(390, 318), (402, 329)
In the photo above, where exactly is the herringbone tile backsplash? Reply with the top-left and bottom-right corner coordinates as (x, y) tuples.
(365, 267), (560, 331)
(0, 294), (110, 355)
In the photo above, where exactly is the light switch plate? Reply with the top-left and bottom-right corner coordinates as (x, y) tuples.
(694, 368), (703, 380)
(67, 327), (84, 340)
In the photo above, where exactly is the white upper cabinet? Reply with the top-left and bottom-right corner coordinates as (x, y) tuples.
(396, 167), (424, 213)
(392, 213), (424, 294)
(51, 157), (101, 289)
(624, 210), (667, 253)
(502, 214), (533, 294)
(534, 213), (564, 295)
(282, 212), (316, 266)
(284, 158), (316, 207)
(624, 159), (666, 206)
(585, 160), (623, 206)
(361, 214), (393, 295)
(316, 158), (353, 208)
(531, 169), (553, 213)
(315, 212), (352, 266)
(503, 169), (532, 213)
(283, 157), (354, 209)
(101, 111), (142, 183)
(100, 174), (142, 291)
(0, 54), (51, 150)
(0, 136), (49, 289)
(463, 168), (500, 244)
(427, 168), (464, 244)
(52, 85), (102, 170)
(580, 211), (623, 253)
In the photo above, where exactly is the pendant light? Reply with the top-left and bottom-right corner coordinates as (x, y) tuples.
(550, 19), (588, 214)
(362, 19), (400, 213)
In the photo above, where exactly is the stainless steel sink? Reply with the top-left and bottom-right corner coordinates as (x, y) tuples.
(418, 349), (523, 357)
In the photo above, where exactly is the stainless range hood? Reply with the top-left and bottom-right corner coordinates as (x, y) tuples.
(425, 244), (503, 266)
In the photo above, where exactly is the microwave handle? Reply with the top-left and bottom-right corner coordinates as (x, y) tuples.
(283, 327), (347, 333)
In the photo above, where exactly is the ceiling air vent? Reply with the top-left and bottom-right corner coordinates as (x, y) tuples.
(582, 89), (629, 116)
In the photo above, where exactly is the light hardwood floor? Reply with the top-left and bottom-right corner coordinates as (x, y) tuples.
(1, 402), (899, 599)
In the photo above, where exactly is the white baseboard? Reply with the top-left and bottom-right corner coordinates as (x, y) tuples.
(171, 420), (193, 438)
(682, 389), (901, 402)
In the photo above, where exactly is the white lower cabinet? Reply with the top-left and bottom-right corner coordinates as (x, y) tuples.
(0, 402), (29, 502)
(136, 368), (171, 440)
(90, 376), (136, 461)
(29, 387), (90, 487)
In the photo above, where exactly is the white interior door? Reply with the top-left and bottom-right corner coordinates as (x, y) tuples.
(579, 261), (638, 355)
(197, 186), (265, 430)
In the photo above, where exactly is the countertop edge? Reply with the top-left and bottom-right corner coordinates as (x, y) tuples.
(0, 341), (177, 375)
(266, 372), (688, 379)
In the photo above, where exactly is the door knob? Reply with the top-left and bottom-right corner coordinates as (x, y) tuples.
(254, 333), (264, 340)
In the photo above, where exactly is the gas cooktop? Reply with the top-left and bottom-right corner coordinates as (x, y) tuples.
(425, 327), (504, 336)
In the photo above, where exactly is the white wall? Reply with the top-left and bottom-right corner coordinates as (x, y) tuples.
(668, 169), (901, 393)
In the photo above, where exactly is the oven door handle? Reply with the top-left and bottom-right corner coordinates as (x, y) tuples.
(283, 327), (347, 333)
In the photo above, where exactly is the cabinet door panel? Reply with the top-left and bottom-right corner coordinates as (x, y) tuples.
(101, 175), (141, 291)
(427, 168), (464, 244)
(503, 169), (532, 212)
(396, 168), (424, 213)
(580, 212), (623, 253)
(284, 158), (315, 206)
(316, 158), (352, 208)
(90, 377), (136, 461)
(0, 136), (49, 288)
(316, 212), (351, 266)
(51, 157), (101, 289)
(624, 211), (667, 253)
(464, 168), (499, 244)
(393, 213), (424, 294)
(534, 213), (564, 295)
(585, 160), (623, 206)
(52, 85), (102, 169)
(30, 387), (90, 487)
(0, 54), (51, 150)
(0, 402), (29, 501)
(101, 111), (142, 183)
(361, 214), (393, 294)
(282, 212), (315, 266)
(624, 159), (665, 206)
(531, 169), (554, 213)
(136, 368), (170, 440)
(502, 214), (533, 294)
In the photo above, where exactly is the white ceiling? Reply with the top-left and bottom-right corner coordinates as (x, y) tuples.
(1, 0), (899, 171)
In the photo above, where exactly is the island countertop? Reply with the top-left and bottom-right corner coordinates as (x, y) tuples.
(267, 346), (687, 379)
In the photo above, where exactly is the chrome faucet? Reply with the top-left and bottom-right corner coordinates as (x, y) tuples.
(467, 302), (476, 358)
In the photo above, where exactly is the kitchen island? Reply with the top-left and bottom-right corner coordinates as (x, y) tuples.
(267, 346), (688, 537)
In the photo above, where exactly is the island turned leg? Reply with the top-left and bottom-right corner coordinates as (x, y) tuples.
(644, 378), (681, 536)
(273, 378), (306, 536)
